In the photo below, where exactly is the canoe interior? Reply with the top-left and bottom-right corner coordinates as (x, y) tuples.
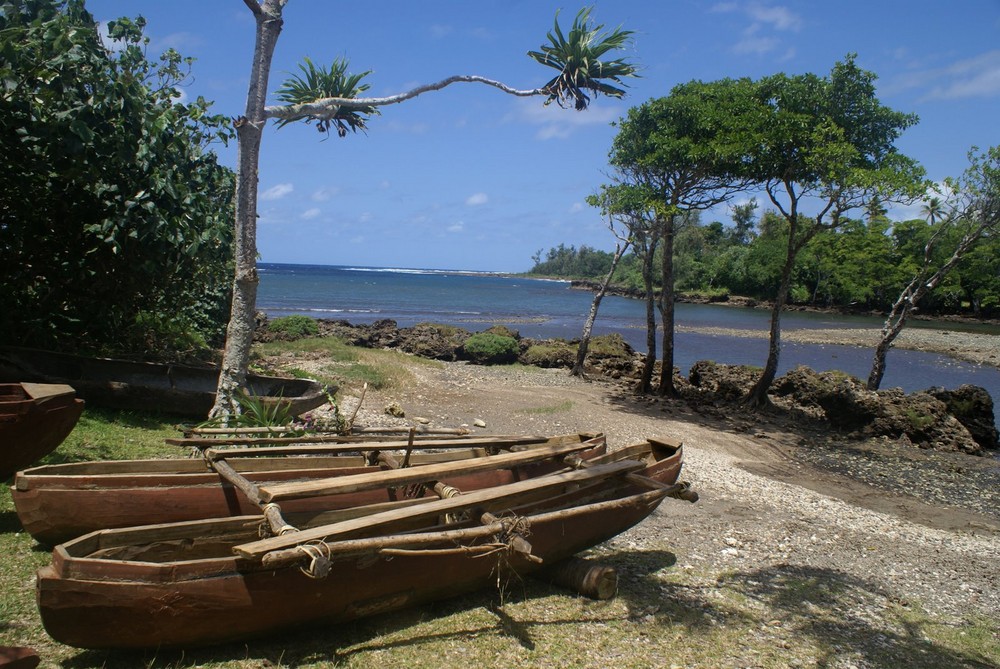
(55, 466), (663, 567)
(0, 345), (327, 417)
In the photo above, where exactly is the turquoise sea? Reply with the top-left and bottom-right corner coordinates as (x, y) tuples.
(258, 262), (1000, 420)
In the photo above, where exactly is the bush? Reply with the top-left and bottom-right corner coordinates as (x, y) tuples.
(268, 315), (319, 339)
(462, 332), (519, 365)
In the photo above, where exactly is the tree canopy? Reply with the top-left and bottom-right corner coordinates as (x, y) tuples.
(0, 0), (235, 356)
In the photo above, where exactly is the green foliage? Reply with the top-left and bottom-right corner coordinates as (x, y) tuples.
(462, 332), (520, 365)
(527, 7), (637, 110)
(0, 0), (235, 356)
(197, 389), (296, 430)
(274, 56), (378, 137)
(529, 244), (616, 277)
(521, 340), (576, 367)
(267, 315), (320, 338)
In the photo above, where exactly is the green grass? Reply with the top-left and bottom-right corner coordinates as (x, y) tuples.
(254, 337), (440, 393)
(517, 400), (574, 415)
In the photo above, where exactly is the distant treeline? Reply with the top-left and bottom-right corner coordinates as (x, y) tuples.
(528, 210), (1000, 318)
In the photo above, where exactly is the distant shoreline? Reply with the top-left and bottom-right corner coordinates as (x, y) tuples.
(678, 324), (1000, 370)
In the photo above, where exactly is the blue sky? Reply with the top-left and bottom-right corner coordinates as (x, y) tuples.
(85, 1), (1000, 272)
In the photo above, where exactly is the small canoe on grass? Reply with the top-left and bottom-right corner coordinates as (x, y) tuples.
(0, 383), (84, 481)
(37, 448), (695, 650)
(0, 345), (328, 418)
(14, 433), (616, 544)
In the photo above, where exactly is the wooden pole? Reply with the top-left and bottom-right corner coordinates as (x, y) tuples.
(536, 556), (618, 599)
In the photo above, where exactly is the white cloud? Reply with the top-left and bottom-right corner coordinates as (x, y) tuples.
(301, 208), (321, 220)
(312, 187), (338, 202)
(569, 202), (585, 213)
(447, 222), (465, 233)
(261, 183), (294, 200)
(886, 50), (1000, 100)
(712, 2), (802, 57)
(927, 50), (1000, 100)
(745, 4), (802, 31)
(733, 35), (779, 56)
(506, 98), (622, 140)
(466, 192), (489, 206)
(429, 24), (453, 39)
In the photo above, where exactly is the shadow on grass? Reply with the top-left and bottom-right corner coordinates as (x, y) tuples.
(0, 510), (23, 535)
(56, 548), (996, 669)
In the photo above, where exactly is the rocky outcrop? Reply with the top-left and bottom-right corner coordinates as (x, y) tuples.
(927, 384), (1000, 451)
(257, 317), (997, 457)
(688, 360), (762, 400)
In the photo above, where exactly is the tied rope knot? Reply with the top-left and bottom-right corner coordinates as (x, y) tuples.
(297, 542), (333, 579)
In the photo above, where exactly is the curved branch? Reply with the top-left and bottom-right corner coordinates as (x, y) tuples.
(264, 74), (547, 121)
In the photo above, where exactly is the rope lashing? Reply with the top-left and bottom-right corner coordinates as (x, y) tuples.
(297, 542), (333, 579)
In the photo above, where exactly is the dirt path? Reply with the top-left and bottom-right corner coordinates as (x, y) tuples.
(340, 359), (1000, 624)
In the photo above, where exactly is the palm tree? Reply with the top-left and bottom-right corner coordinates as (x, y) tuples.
(920, 195), (945, 225)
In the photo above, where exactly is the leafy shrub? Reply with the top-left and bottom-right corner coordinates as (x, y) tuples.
(520, 341), (575, 368)
(268, 315), (319, 339)
(462, 333), (519, 365)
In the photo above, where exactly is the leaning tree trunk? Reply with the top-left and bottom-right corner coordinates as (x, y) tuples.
(211, 0), (286, 419)
(572, 242), (629, 377)
(657, 214), (678, 397)
(637, 237), (659, 394)
(746, 248), (796, 407)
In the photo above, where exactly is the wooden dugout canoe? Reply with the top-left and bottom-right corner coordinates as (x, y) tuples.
(14, 433), (638, 544)
(0, 383), (84, 481)
(37, 449), (692, 650)
(0, 345), (328, 418)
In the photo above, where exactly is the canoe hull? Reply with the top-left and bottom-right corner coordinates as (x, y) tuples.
(0, 383), (83, 481)
(0, 346), (327, 418)
(14, 434), (625, 544)
(37, 484), (668, 649)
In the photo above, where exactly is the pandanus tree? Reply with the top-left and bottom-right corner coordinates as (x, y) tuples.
(212, 1), (638, 417)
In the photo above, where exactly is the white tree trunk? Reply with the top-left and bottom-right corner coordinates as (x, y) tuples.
(211, 0), (286, 419)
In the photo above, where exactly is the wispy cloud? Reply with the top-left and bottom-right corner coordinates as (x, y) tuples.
(506, 98), (621, 140)
(466, 192), (489, 206)
(301, 207), (321, 220)
(261, 183), (294, 200)
(429, 24), (453, 39)
(886, 50), (1000, 100)
(311, 187), (339, 202)
(447, 221), (465, 233)
(712, 2), (802, 57)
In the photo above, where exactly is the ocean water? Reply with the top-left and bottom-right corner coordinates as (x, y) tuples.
(258, 263), (1000, 422)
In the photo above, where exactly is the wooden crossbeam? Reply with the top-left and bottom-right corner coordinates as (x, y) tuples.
(256, 441), (599, 503)
(234, 459), (644, 559)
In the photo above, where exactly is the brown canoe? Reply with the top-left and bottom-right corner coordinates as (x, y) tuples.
(37, 445), (693, 650)
(0, 345), (328, 418)
(14, 433), (619, 544)
(0, 383), (84, 481)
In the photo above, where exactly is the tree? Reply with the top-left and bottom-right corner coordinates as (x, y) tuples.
(608, 81), (749, 396)
(921, 195), (946, 225)
(867, 146), (1000, 389)
(211, 2), (638, 417)
(0, 0), (235, 356)
(572, 186), (639, 377)
(730, 55), (924, 407)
